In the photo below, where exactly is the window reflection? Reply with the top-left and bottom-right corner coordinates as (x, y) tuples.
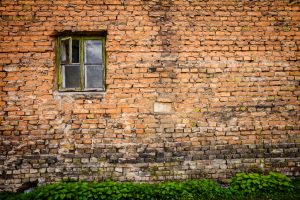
(84, 40), (102, 64)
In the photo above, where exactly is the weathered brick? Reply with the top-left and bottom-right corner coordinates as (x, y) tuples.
(0, 0), (299, 192)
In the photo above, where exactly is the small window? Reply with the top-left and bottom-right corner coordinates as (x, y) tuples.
(57, 36), (105, 91)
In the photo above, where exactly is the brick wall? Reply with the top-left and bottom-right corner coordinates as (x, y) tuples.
(0, 0), (299, 191)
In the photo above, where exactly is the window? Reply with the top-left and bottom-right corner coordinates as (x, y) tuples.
(57, 36), (105, 91)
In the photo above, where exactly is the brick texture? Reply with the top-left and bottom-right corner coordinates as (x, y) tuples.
(0, 0), (300, 191)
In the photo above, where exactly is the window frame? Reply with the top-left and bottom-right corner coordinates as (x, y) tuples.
(57, 36), (106, 92)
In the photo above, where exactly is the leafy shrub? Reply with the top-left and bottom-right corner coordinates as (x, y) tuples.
(182, 179), (225, 200)
(229, 172), (294, 195)
(155, 182), (192, 200)
(0, 191), (18, 200)
(28, 181), (157, 200)
(0, 191), (35, 200)
(0, 172), (298, 200)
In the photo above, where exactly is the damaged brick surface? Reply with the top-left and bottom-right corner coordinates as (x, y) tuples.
(0, 0), (300, 191)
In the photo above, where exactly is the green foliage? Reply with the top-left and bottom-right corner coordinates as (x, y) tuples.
(155, 182), (187, 200)
(0, 191), (19, 200)
(229, 172), (294, 195)
(183, 179), (229, 200)
(0, 191), (35, 200)
(1, 173), (299, 200)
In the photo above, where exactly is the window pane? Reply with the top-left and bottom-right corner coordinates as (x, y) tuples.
(64, 65), (80, 88)
(85, 65), (103, 88)
(72, 39), (80, 63)
(84, 40), (102, 64)
(61, 38), (70, 64)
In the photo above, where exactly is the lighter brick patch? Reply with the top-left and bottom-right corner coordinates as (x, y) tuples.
(154, 102), (172, 113)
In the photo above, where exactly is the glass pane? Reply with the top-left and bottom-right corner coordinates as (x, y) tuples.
(85, 65), (103, 88)
(84, 40), (102, 64)
(72, 39), (80, 63)
(64, 65), (80, 88)
(61, 38), (70, 64)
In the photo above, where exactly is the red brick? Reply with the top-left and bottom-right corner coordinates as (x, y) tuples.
(0, 0), (299, 190)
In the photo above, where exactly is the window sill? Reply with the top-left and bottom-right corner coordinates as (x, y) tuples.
(53, 91), (105, 99)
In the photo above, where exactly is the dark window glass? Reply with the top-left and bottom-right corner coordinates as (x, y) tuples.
(61, 39), (70, 64)
(84, 40), (102, 64)
(64, 65), (80, 88)
(86, 65), (102, 88)
(72, 39), (80, 63)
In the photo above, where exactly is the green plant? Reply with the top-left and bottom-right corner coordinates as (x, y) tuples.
(0, 191), (35, 200)
(183, 179), (226, 200)
(1, 174), (299, 200)
(0, 191), (19, 200)
(229, 172), (294, 195)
